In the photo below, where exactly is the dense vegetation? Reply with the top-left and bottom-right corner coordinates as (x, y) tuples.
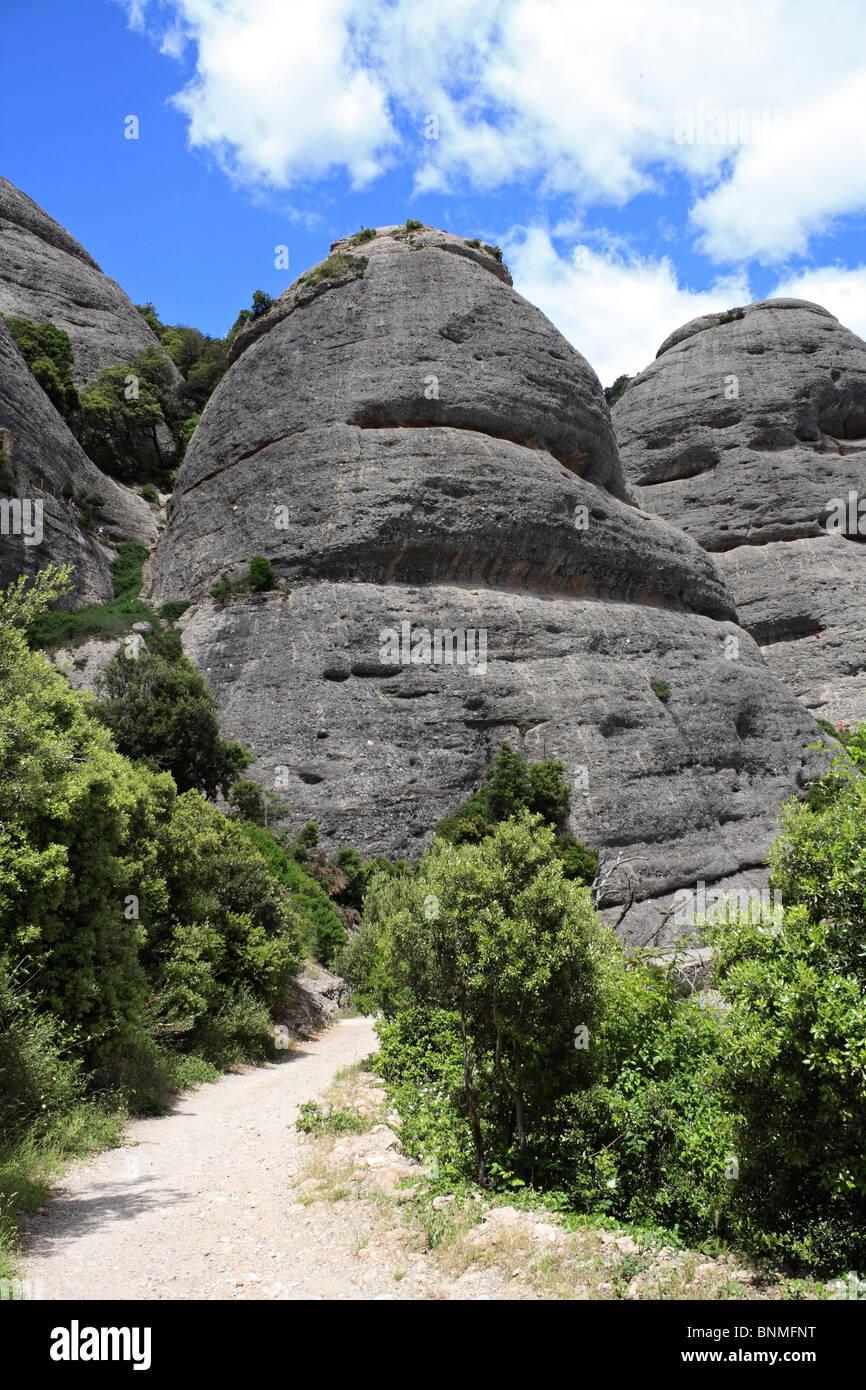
(0, 565), (358, 1273)
(4, 316), (78, 420)
(4, 291), (276, 499)
(342, 735), (866, 1274)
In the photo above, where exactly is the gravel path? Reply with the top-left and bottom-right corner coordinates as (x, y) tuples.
(21, 1018), (384, 1301)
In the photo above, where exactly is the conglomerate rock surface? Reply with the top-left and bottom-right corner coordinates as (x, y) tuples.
(151, 229), (822, 939)
(613, 298), (866, 726)
(0, 317), (156, 602)
(0, 175), (178, 388)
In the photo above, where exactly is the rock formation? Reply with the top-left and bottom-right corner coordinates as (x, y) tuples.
(0, 317), (156, 601)
(613, 298), (866, 726)
(0, 176), (178, 387)
(151, 228), (822, 940)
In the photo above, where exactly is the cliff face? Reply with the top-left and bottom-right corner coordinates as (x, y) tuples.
(613, 298), (866, 725)
(0, 318), (155, 601)
(0, 176), (178, 387)
(151, 228), (821, 939)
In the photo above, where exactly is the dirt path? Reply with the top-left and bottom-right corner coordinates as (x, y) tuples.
(22, 1018), (385, 1301)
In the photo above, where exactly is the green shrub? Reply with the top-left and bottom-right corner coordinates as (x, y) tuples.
(350, 227), (376, 245)
(141, 483), (160, 504)
(405, 219), (423, 232)
(211, 572), (234, 603)
(96, 647), (252, 798)
(348, 813), (614, 1183)
(296, 1101), (368, 1135)
(604, 374), (631, 407)
(158, 600), (190, 624)
(718, 307), (745, 323)
(78, 345), (182, 486)
(699, 770), (866, 1269)
(432, 743), (594, 878)
(248, 554), (276, 591)
(111, 540), (149, 599)
(0, 447), (17, 494)
(650, 679), (671, 700)
(235, 821), (347, 965)
(4, 316), (79, 421)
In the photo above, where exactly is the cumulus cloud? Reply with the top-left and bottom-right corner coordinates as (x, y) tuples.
(505, 227), (749, 386)
(122, 0), (866, 262)
(128, 0), (397, 188)
(770, 265), (866, 342)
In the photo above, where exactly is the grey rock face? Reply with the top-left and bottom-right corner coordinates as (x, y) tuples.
(0, 177), (178, 387)
(0, 318), (156, 602)
(151, 231), (822, 934)
(613, 297), (866, 723)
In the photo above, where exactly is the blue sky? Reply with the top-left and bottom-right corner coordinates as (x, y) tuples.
(2, 0), (866, 384)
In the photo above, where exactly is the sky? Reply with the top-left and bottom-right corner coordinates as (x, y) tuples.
(2, 0), (866, 385)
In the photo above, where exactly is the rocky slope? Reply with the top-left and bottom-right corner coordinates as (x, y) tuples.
(0, 317), (156, 601)
(0, 176), (178, 387)
(151, 228), (822, 940)
(613, 298), (866, 725)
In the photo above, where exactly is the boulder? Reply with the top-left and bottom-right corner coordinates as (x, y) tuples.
(150, 230), (823, 941)
(613, 298), (866, 725)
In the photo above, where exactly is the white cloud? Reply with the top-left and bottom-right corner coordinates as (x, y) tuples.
(770, 265), (866, 343)
(691, 70), (866, 263)
(122, 0), (866, 262)
(505, 227), (749, 385)
(128, 0), (397, 188)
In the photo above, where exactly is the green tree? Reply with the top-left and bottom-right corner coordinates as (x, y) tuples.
(96, 647), (251, 798)
(703, 768), (866, 1268)
(356, 813), (613, 1183)
(4, 316), (79, 421)
(78, 346), (181, 484)
(0, 566), (154, 1058)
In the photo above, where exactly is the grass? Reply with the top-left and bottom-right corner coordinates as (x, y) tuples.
(297, 252), (368, 289)
(296, 1100), (369, 1137)
(0, 1103), (125, 1280)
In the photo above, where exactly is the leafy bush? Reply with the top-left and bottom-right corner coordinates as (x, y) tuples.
(296, 1101), (368, 1135)
(78, 345), (182, 486)
(96, 647), (252, 798)
(350, 227), (376, 245)
(349, 813), (614, 1183)
(604, 374), (631, 408)
(141, 483), (160, 504)
(235, 821), (347, 965)
(4, 316), (79, 421)
(248, 554), (276, 591)
(433, 742), (596, 883)
(699, 768), (866, 1269)
(650, 679), (671, 700)
(405, 219), (423, 231)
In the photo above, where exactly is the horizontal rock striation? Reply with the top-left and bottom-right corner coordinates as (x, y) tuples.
(151, 231), (822, 936)
(613, 297), (866, 723)
(0, 318), (156, 602)
(0, 176), (178, 387)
